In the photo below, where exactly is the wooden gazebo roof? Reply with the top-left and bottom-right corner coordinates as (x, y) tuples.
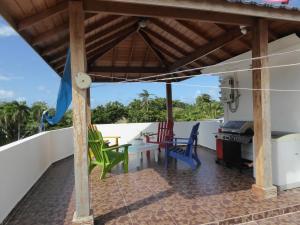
(1, 0), (300, 82)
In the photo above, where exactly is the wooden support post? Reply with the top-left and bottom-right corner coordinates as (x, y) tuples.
(69, 1), (93, 224)
(166, 82), (173, 122)
(251, 19), (277, 199)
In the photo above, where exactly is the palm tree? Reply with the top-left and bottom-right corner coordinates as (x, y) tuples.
(31, 101), (48, 122)
(11, 101), (30, 140)
(138, 90), (153, 112)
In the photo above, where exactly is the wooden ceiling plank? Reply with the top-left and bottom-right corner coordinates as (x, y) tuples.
(142, 27), (204, 68)
(177, 20), (237, 58)
(53, 23), (139, 69)
(216, 23), (251, 48)
(86, 17), (136, 47)
(138, 30), (169, 68)
(32, 13), (96, 46)
(41, 15), (120, 56)
(169, 28), (244, 71)
(150, 18), (220, 63)
(32, 23), (69, 46)
(87, 25), (138, 66)
(18, 1), (68, 31)
(83, 0), (254, 26)
(49, 17), (137, 64)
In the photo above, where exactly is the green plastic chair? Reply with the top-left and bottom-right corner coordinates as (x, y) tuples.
(88, 125), (131, 179)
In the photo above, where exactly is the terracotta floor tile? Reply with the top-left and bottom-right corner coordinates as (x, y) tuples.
(4, 148), (300, 225)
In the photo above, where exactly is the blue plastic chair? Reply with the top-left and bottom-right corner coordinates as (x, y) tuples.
(165, 122), (201, 170)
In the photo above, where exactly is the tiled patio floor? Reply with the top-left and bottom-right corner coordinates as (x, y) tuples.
(3, 147), (300, 225)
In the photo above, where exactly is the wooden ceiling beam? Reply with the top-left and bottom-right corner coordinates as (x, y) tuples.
(169, 28), (244, 71)
(86, 24), (138, 59)
(150, 18), (220, 64)
(83, 0), (254, 26)
(18, 1), (68, 31)
(49, 17), (137, 64)
(138, 30), (169, 68)
(41, 15), (119, 57)
(216, 23), (251, 48)
(54, 23), (138, 71)
(89, 66), (168, 73)
(87, 25), (137, 65)
(32, 23), (69, 46)
(83, 0), (300, 23)
(85, 17), (136, 48)
(32, 13), (96, 46)
(142, 27), (204, 68)
(177, 20), (237, 58)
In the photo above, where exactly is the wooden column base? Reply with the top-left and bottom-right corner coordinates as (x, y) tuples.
(252, 184), (277, 199)
(72, 212), (94, 225)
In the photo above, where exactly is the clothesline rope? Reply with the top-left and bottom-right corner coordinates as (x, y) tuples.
(89, 47), (300, 83)
(91, 60), (300, 92)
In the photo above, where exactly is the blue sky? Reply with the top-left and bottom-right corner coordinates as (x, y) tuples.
(0, 16), (220, 108)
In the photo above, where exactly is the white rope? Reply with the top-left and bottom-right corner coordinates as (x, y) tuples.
(121, 48), (300, 82)
(90, 49), (300, 83)
(91, 61), (300, 92)
(171, 83), (300, 92)
(156, 61), (300, 82)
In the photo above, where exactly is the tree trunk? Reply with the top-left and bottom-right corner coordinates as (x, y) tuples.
(17, 122), (20, 140)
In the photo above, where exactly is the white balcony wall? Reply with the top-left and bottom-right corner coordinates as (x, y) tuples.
(96, 120), (220, 150)
(0, 128), (74, 223)
(0, 121), (219, 223)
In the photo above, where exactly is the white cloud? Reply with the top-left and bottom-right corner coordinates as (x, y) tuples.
(0, 25), (17, 37)
(37, 85), (51, 94)
(0, 89), (14, 99)
(37, 85), (46, 91)
(0, 73), (23, 81)
(0, 74), (10, 80)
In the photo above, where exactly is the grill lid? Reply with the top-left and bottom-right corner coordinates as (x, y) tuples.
(221, 121), (253, 134)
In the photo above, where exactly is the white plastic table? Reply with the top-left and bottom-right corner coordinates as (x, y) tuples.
(128, 143), (159, 162)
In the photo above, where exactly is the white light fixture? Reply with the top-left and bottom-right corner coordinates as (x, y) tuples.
(75, 72), (92, 89)
(240, 25), (247, 35)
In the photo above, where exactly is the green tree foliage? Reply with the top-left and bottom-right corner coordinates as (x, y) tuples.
(0, 91), (223, 146)
(92, 101), (127, 124)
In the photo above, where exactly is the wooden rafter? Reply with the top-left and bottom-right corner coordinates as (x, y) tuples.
(215, 23), (251, 48)
(87, 25), (137, 65)
(177, 20), (235, 58)
(41, 15), (120, 56)
(83, 0), (254, 26)
(142, 27), (204, 68)
(32, 14), (96, 46)
(49, 17), (137, 65)
(149, 18), (220, 64)
(55, 23), (139, 71)
(169, 28), (244, 71)
(138, 30), (169, 68)
(18, 1), (68, 31)
(89, 66), (168, 73)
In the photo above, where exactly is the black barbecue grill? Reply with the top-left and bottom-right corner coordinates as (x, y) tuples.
(215, 121), (254, 171)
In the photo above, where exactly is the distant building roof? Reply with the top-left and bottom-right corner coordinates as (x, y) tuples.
(228, 0), (300, 11)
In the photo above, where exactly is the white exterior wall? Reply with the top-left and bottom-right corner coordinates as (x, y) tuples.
(203, 34), (300, 189)
(210, 34), (300, 132)
(96, 121), (220, 150)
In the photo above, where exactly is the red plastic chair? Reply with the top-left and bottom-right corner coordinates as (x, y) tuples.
(145, 121), (174, 150)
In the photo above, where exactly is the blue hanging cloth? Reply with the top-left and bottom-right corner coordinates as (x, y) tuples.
(40, 50), (72, 131)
